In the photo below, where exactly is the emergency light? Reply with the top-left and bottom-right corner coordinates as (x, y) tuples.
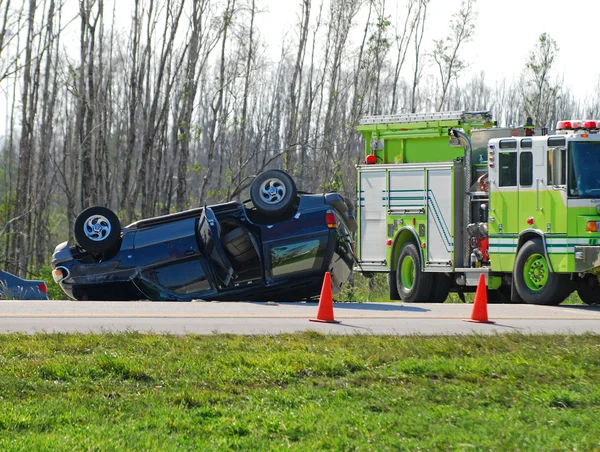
(556, 119), (600, 133)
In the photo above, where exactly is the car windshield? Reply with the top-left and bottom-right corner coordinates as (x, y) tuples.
(568, 141), (600, 197)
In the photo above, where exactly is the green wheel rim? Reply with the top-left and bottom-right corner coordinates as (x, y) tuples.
(523, 253), (549, 291)
(401, 255), (416, 290)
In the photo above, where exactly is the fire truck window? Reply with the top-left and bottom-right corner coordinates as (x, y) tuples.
(499, 152), (517, 187)
(547, 150), (553, 185)
(499, 139), (517, 150)
(520, 152), (533, 186)
(548, 137), (566, 147)
(520, 138), (532, 149)
(548, 148), (566, 186)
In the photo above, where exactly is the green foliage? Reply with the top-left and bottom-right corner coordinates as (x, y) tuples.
(320, 166), (343, 193)
(187, 162), (204, 175)
(337, 273), (390, 302)
(0, 333), (599, 449)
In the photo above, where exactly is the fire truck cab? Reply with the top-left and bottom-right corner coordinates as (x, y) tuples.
(355, 112), (600, 305)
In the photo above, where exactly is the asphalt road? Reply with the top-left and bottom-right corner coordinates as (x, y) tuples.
(1, 300), (600, 335)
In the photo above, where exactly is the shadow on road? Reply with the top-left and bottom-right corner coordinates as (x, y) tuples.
(253, 301), (429, 312)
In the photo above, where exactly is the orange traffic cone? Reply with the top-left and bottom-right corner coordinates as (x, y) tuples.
(463, 273), (495, 324)
(309, 272), (340, 323)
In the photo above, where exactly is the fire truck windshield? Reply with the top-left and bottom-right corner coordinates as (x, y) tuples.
(568, 141), (600, 197)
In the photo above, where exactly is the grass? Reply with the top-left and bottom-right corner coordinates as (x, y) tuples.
(338, 273), (585, 304)
(0, 332), (599, 450)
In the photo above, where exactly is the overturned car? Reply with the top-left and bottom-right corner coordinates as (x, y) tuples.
(51, 170), (356, 301)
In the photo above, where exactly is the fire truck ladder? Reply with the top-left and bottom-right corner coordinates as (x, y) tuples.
(358, 111), (492, 126)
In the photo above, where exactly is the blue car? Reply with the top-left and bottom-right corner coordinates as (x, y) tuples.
(51, 170), (356, 301)
(0, 270), (48, 300)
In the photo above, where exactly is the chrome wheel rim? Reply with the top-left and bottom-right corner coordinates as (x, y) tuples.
(259, 178), (286, 205)
(84, 215), (111, 242)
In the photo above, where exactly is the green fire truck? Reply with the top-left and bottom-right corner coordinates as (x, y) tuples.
(355, 111), (600, 305)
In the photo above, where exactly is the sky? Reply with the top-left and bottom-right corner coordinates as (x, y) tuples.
(258, 0), (600, 100)
(3, 0), (599, 128)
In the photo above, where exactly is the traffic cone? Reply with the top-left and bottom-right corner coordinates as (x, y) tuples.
(309, 272), (340, 323)
(463, 273), (495, 324)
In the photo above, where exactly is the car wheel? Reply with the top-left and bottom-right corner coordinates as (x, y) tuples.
(577, 277), (600, 305)
(514, 238), (572, 305)
(250, 170), (298, 217)
(396, 242), (433, 302)
(74, 206), (121, 253)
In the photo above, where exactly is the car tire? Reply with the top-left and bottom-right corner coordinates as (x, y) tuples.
(396, 242), (433, 302)
(514, 238), (572, 305)
(250, 170), (298, 218)
(74, 206), (121, 253)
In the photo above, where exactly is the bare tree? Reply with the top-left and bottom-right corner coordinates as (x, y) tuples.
(522, 33), (560, 129)
(283, 0), (310, 174)
(13, 0), (37, 276)
(432, 0), (476, 110)
(175, 0), (218, 211)
(390, 0), (417, 113)
(199, 0), (236, 202)
(409, 0), (428, 113)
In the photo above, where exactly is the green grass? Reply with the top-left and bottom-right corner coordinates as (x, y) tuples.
(338, 273), (585, 304)
(0, 333), (599, 450)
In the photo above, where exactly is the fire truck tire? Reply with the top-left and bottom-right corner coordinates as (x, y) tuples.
(388, 272), (401, 300)
(577, 277), (600, 305)
(429, 273), (450, 302)
(487, 285), (518, 304)
(396, 242), (434, 302)
(514, 239), (572, 305)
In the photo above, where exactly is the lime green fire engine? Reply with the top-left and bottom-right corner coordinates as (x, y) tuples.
(355, 111), (600, 305)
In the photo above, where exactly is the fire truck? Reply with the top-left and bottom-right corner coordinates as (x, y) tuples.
(355, 111), (600, 305)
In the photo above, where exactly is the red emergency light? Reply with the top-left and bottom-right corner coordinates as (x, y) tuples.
(557, 119), (600, 134)
(556, 120), (575, 130)
(365, 154), (377, 164)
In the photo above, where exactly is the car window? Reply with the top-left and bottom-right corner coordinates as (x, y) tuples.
(270, 236), (327, 277)
(143, 260), (212, 295)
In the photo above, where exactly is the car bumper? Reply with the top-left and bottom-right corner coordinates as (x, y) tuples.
(52, 241), (141, 300)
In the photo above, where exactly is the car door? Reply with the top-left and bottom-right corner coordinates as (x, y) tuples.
(197, 206), (236, 288)
(134, 217), (216, 300)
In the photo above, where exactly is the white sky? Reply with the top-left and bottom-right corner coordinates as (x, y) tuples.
(259, 0), (600, 100)
(3, 0), (599, 129)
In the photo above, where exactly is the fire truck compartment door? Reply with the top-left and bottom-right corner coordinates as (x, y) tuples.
(359, 170), (387, 263)
(426, 168), (453, 265)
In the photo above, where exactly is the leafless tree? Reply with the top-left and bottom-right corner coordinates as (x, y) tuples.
(409, 0), (428, 113)
(432, 0), (476, 110)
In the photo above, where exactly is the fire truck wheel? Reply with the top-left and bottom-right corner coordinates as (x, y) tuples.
(429, 273), (450, 302)
(487, 285), (518, 304)
(514, 239), (572, 305)
(577, 277), (600, 305)
(396, 242), (433, 302)
(387, 272), (401, 300)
